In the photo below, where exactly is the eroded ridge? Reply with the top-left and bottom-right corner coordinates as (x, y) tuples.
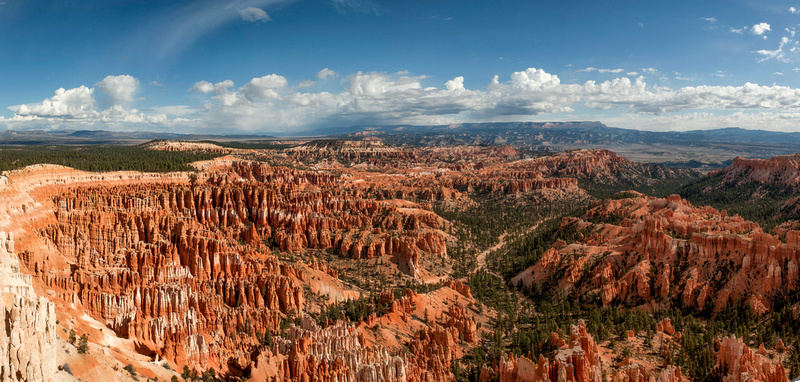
(19, 161), (452, 372)
(514, 194), (800, 313)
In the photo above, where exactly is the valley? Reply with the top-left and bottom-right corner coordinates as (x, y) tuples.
(0, 136), (797, 382)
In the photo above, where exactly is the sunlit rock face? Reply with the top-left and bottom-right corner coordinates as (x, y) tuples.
(513, 194), (800, 314)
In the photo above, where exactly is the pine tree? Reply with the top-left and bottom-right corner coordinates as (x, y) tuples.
(77, 334), (89, 354)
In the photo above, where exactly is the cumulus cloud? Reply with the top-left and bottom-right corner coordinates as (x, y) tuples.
(445, 76), (465, 92)
(239, 7), (270, 22)
(189, 80), (234, 94)
(96, 75), (140, 104)
(13, 86), (96, 119)
(316, 68), (337, 80)
(16, 68), (800, 134)
(752, 22), (771, 37)
(3, 75), (189, 131)
(176, 67), (800, 132)
(242, 74), (288, 100)
(791, 6), (799, 13)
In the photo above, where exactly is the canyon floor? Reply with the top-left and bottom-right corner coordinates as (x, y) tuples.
(0, 138), (797, 382)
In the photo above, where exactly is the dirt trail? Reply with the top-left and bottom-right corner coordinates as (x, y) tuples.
(473, 224), (539, 273)
(475, 233), (508, 270)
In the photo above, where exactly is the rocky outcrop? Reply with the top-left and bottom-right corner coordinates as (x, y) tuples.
(716, 335), (788, 382)
(0, 231), (57, 382)
(486, 321), (687, 382)
(250, 316), (407, 382)
(513, 194), (800, 313)
(507, 149), (696, 186)
(0, 146), (619, 379)
(405, 325), (457, 382)
(0, 160), (457, 375)
(610, 362), (685, 382)
(492, 320), (602, 382)
(714, 154), (800, 189)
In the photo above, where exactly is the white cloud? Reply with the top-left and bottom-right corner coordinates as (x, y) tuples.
(298, 80), (317, 88)
(242, 74), (288, 100)
(580, 67), (625, 73)
(176, 68), (800, 132)
(239, 7), (270, 22)
(96, 75), (140, 104)
(189, 80), (234, 94)
(626, 71), (639, 76)
(13, 86), (96, 118)
(755, 36), (798, 62)
(3, 76), (190, 131)
(752, 22), (771, 36)
(509, 68), (560, 90)
(347, 71), (425, 96)
(316, 68), (337, 80)
(141, 0), (286, 60)
(445, 76), (465, 92)
(17, 68), (800, 134)
(791, 6), (799, 13)
(700, 17), (716, 22)
(730, 27), (744, 34)
(607, 111), (800, 132)
(152, 105), (196, 116)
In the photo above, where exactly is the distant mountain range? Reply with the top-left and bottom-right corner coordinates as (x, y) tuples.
(3, 123), (800, 166)
(340, 122), (800, 148)
(0, 129), (274, 145)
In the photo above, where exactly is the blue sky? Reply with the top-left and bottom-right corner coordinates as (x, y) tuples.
(5, 0), (800, 134)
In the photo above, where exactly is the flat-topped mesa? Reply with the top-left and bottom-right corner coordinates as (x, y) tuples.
(716, 335), (788, 382)
(716, 154), (800, 188)
(142, 140), (233, 154)
(513, 194), (800, 314)
(286, 139), (416, 162)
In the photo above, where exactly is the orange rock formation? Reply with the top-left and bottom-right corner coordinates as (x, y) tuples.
(716, 335), (788, 382)
(513, 194), (800, 313)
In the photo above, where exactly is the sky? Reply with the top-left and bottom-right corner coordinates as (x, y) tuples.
(5, 0), (800, 135)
